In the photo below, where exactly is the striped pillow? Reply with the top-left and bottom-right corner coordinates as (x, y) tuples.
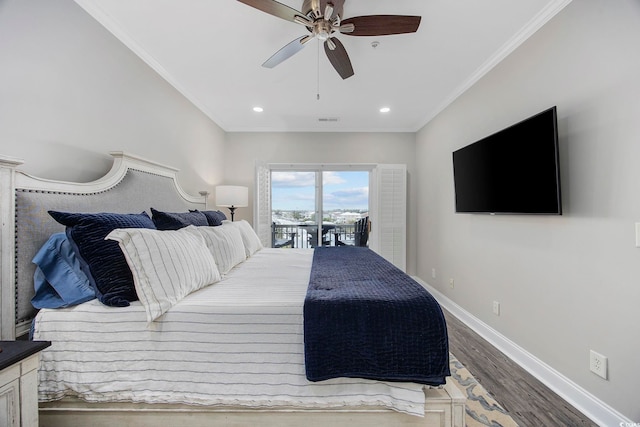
(185, 225), (246, 275)
(106, 228), (220, 323)
(223, 220), (263, 257)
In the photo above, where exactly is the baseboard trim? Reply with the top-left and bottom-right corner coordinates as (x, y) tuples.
(415, 277), (632, 427)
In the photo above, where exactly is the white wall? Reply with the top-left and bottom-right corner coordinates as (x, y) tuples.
(224, 132), (418, 274)
(0, 0), (225, 195)
(416, 0), (640, 420)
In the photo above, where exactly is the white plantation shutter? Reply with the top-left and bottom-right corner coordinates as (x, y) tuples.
(254, 163), (272, 247)
(369, 164), (407, 271)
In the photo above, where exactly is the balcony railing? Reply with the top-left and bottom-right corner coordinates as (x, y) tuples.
(272, 223), (358, 249)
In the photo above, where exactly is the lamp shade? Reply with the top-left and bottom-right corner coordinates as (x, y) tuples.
(216, 185), (248, 208)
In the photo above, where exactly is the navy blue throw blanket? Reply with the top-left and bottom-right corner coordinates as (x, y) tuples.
(304, 247), (450, 386)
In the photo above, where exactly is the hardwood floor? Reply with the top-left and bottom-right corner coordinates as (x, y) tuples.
(443, 310), (598, 427)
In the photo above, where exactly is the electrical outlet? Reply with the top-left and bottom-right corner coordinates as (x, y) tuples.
(449, 278), (454, 289)
(431, 268), (436, 279)
(590, 350), (608, 379)
(492, 301), (500, 316)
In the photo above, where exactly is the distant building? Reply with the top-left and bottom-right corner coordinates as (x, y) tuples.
(334, 212), (365, 224)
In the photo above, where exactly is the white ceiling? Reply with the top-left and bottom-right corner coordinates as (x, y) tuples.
(74, 0), (571, 133)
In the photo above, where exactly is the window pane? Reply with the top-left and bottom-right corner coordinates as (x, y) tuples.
(271, 171), (318, 248)
(323, 171), (369, 247)
(271, 170), (369, 249)
(271, 171), (316, 221)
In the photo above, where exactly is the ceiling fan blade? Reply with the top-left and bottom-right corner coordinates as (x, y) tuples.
(340, 15), (421, 36)
(324, 38), (354, 80)
(237, 0), (308, 24)
(262, 36), (311, 68)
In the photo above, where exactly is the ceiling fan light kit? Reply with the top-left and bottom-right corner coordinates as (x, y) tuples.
(238, 0), (421, 79)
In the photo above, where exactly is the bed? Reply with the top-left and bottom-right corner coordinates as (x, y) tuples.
(0, 152), (465, 427)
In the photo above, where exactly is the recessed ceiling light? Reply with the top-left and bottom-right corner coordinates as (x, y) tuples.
(253, 106), (264, 113)
(379, 107), (391, 113)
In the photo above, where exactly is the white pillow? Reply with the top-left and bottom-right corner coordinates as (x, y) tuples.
(106, 227), (220, 323)
(223, 220), (263, 257)
(186, 225), (246, 275)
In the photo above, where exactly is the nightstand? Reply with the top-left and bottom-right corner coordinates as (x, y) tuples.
(0, 341), (51, 427)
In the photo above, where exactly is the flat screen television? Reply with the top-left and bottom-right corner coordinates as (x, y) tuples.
(452, 106), (562, 215)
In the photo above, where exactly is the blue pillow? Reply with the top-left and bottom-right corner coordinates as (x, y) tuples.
(150, 208), (208, 230)
(48, 211), (156, 307)
(31, 232), (95, 309)
(198, 210), (227, 226)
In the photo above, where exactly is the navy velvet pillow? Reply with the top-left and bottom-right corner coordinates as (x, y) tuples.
(197, 210), (227, 226)
(48, 211), (156, 307)
(151, 208), (208, 230)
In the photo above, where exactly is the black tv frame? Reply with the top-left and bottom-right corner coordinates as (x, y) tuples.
(452, 106), (562, 215)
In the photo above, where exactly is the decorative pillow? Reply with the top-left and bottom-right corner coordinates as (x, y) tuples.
(48, 210), (156, 307)
(106, 227), (220, 323)
(31, 232), (95, 309)
(151, 208), (208, 230)
(224, 220), (263, 257)
(194, 210), (227, 226)
(185, 225), (246, 275)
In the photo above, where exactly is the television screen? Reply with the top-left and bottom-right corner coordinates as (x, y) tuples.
(452, 106), (562, 215)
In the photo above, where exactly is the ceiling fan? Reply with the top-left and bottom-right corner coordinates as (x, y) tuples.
(237, 0), (421, 79)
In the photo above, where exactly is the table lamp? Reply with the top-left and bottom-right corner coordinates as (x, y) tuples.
(215, 185), (248, 221)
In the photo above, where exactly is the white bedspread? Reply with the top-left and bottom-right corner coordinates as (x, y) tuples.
(33, 248), (427, 416)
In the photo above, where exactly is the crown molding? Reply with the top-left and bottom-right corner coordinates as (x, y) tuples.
(416, 0), (574, 132)
(73, 0), (228, 130)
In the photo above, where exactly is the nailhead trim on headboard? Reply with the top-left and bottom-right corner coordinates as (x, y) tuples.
(10, 160), (206, 338)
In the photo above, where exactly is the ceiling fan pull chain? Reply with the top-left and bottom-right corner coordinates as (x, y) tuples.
(317, 39), (321, 101)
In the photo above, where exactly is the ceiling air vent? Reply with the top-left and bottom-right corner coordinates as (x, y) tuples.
(318, 117), (339, 122)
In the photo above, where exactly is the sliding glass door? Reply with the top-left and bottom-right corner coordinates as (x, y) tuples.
(256, 163), (406, 271)
(271, 169), (369, 249)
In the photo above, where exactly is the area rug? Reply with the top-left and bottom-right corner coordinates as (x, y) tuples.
(449, 353), (519, 427)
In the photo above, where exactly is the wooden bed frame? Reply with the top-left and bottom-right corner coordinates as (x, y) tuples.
(0, 152), (465, 427)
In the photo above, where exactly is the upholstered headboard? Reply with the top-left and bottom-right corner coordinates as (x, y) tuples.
(0, 152), (206, 339)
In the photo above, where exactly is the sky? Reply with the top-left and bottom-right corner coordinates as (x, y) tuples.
(271, 171), (369, 211)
